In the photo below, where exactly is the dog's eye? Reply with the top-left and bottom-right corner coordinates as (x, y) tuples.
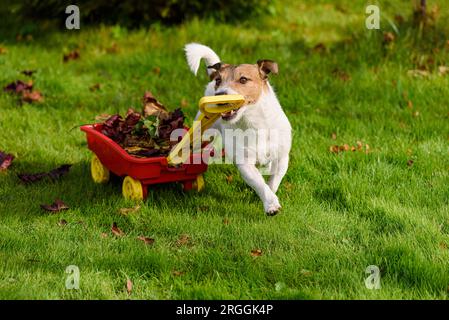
(215, 78), (222, 86)
(239, 77), (248, 84)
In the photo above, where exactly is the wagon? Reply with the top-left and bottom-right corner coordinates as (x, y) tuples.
(80, 94), (245, 201)
(80, 123), (209, 200)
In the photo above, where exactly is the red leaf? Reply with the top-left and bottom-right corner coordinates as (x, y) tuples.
(63, 50), (80, 62)
(18, 164), (72, 184)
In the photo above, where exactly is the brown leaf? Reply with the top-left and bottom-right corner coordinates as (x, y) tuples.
(119, 205), (141, 215)
(63, 50), (80, 62)
(438, 66), (449, 75)
(226, 175), (233, 184)
(329, 145), (339, 153)
(89, 83), (101, 92)
(22, 90), (43, 103)
(58, 219), (68, 226)
(111, 222), (125, 237)
(126, 278), (133, 295)
(101, 232), (108, 238)
(407, 69), (430, 77)
(137, 236), (155, 245)
(312, 43), (327, 53)
(18, 164), (72, 184)
(0, 151), (14, 171)
(251, 249), (263, 257)
(407, 159), (414, 167)
(331, 132), (337, 140)
(180, 98), (188, 107)
(223, 218), (230, 225)
(21, 70), (36, 77)
(152, 67), (161, 75)
(41, 199), (69, 213)
(172, 270), (185, 276)
(176, 234), (191, 246)
(383, 32), (395, 44)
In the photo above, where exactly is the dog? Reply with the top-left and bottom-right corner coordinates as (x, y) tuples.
(185, 43), (292, 215)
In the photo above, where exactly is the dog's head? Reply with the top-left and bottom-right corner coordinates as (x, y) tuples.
(205, 60), (278, 123)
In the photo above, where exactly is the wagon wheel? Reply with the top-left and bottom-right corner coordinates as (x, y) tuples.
(91, 154), (110, 184)
(122, 176), (147, 201)
(191, 174), (205, 192)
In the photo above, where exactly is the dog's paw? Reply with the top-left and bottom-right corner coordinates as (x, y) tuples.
(264, 198), (281, 216)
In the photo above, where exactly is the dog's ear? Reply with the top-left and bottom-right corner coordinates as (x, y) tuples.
(257, 60), (278, 79)
(207, 62), (221, 80)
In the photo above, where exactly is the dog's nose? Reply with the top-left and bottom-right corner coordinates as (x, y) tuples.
(215, 91), (227, 96)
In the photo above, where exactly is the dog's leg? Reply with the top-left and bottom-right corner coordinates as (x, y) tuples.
(268, 154), (289, 194)
(237, 163), (281, 215)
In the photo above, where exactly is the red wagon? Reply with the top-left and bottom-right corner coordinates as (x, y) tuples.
(80, 123), (208, 200)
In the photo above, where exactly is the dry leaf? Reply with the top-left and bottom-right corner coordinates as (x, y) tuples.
(407, 159), (414, 167)
(119, 205), (141, 215)
(137, 236), (155, 245)
(407, 69), (430, 77)
(383, 32), (395, 44)
(40, 199), (69, 213)
(111, 222), (124, 237)
(63, 50), (80, 62)
(180, 98), (188, 107)
(101, 232), (108, 238)
(172, 270), (185, 276)
(89, 83), (101, 92)
(176, 234), (190, 246)
(331, 132), (337, 140)
(226, 175), (233, 184)
(58, 219), (68, 226)
(0, 151), (14, 171)
(22, 90), (43, 103)
(438, 66), (449, 75)
(126, 278), (133, 295)
(223, 218), (230, 225)
(251, 249), (262, 257)
(152, 67), (161, 75)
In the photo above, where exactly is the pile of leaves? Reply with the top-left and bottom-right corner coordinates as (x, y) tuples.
(0, 151), (14, 171)
(100, 92), (185, 157)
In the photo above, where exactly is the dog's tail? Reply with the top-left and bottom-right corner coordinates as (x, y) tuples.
(184, 43), (220, 76)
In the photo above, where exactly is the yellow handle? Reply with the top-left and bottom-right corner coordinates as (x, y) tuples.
(167, 95), (244, 165)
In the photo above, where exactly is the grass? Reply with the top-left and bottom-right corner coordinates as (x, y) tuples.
(0, 0), (448, 299)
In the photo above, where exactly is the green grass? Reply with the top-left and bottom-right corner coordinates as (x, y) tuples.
(1, 0), (449, 299)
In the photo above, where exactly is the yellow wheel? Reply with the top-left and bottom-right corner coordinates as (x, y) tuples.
(122, 176), (145, 201)
(91, 154), (110, 184)
(192, 174), (205, 192)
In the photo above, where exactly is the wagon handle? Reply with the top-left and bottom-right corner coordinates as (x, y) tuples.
(167, 94), (245, 165)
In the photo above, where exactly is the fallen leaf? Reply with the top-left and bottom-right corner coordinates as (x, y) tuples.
(126, 278), (133, 295)
(329, 145), (339, 153)
(407, 159), (414, 167)
(4, 80), (33, 94)
(18, 164), (72, 184)
(41, 199), (69, 212)
(251, 249), (262, 257)
(63, 50), (80, 62)
(0, 151), (14, 171)
(407, 69), (430, 77)
(89, 83), (101, 92)
(21, 70), (36, 77)
(152, 67), (161, 75)
(383, 32), (395, 44)
(331, 132), (337, 140)
(119, 205), (141, 215)
(101, 232), (108, 238)
(180, 98), (188, 107)
(172, 270), (185, 276)
(438, 66), (449, 75)
(137, 236), (155, 245)
(226, 175), (233, 184)
(111, 222), (124, 237)
(407, 100), (413, 109)
(58, 219), (68, 226)
(176, 234), (191, 246)
(223, 218), (230, 225)
(22, 90), (43, 103)
(312, 43), (327, 53)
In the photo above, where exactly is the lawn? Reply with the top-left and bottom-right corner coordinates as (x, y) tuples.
(0, 0), (448, 299)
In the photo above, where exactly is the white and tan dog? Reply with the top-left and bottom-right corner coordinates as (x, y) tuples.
(185, 43), (292, 215)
